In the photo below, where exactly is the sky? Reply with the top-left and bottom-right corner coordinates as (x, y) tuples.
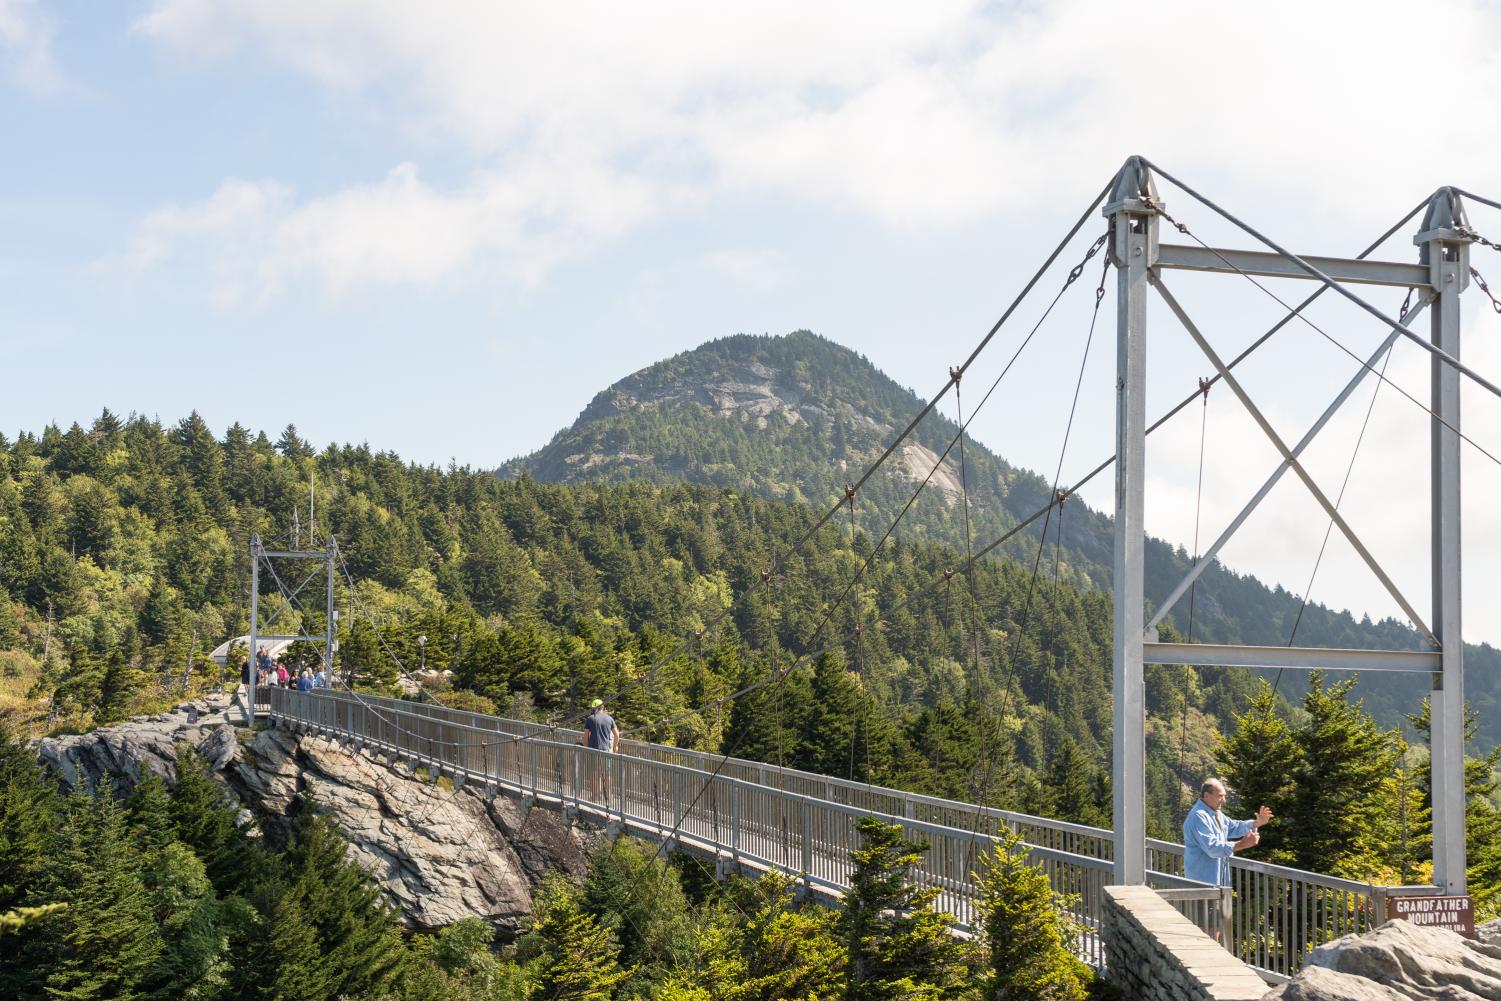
(4, 0), (1501, 645)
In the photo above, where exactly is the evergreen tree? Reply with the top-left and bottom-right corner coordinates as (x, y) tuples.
(725, 871), (844, 1001)
(523, 878), (629, 1001)
(40, 787), (162, 1001)
(139, 842), (229, 1001)
(282, 806), (409, 999)
(1285, 674), (1401, 876)
(839, 817), (976, 1001)
(1215, 682), (1300, 861)
(974, 825), (1090, 1001)
(581, 838), (697, 981)
(1410, 700), (1501, 919)
(169, 745), (255, 894)
(0, 721), (62, 997)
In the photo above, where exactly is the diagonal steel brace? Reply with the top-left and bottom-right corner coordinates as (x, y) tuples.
(1145, 289), (1435, 637)
(1151, 275), (1437, 647)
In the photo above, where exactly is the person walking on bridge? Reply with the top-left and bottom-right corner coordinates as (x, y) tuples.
(581, 698), (620, 806)
(1184, 778), (1273, 886)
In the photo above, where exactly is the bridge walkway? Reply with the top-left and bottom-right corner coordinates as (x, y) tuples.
(263, 686), (1420, 981)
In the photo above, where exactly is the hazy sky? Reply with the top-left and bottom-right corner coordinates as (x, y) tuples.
(4, 1), (1501, 644)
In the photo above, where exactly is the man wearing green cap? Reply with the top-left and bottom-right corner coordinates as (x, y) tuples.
(581, 698), (619, 804)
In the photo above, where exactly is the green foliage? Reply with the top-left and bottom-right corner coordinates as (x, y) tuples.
(1216, 683), (1300, 861)
(974, 826), (1091, 1001)
(521, 877), (629, 1001)
(40, 787), (164, 1000)
(1285, 675), (1402, 876)
(581, 838), (698, 987)
(839, 817), (977, 1001)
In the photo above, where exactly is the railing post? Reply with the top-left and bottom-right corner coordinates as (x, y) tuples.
(731, 784), (740, 861)
(671, 770), (682, 846)
(800, 801), (813, 884)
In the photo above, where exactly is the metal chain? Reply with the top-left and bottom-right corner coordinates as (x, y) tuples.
(1470, 267), (1501, 314)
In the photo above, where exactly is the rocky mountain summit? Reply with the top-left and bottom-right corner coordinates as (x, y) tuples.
(37, 696), (592, 934)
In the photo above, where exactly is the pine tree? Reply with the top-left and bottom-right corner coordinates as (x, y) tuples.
(0, 721), (63, 997)
(169, 744), (255, 894)
(1285, 674), (1400, 876)
(41, 787), (163, 1000)
(283, 807), (408, 999)
(255, 886), (332, 1001)
(524, 879), (629, 1001)
(974, 825), (1090, 1001)
(1215, 682), (1300, 860)
(581, 837), (697, 980)
(839, 817), (977, 1001)
(139, 842), (229, 1001)
(1410, 700), (1501, 919)
(725, 871), (844, 1001)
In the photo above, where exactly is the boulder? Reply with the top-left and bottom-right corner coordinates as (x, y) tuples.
(1271, 919), (1501, 1001)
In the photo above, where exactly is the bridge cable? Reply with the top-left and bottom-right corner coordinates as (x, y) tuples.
(952, 371), (986, 715)
(1269, 288), (1408, 703)
(1178, 377), (1212, 806)
(1145, 199), (1501, 471)
(966, 250), (1110, 824)
(1143, 161), (1501, 404)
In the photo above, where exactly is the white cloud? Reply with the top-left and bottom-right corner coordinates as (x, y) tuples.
(125, 160), (659, 302)
(128, 0), (1501, 295)
(699, 249), (789, 290)
(0, 0), (65, 94)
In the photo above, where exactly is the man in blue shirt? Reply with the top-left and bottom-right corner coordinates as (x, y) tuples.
(1183, 778), (1273, 886)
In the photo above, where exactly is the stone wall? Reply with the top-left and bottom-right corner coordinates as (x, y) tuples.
(1102, 885), (1269, 1001)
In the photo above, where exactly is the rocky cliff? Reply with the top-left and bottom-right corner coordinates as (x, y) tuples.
(37, 695), (592, 935)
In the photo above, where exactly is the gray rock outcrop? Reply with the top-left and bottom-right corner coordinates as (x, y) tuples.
(1268, 919), (1501, 1001)
(38, 699), (594, 935)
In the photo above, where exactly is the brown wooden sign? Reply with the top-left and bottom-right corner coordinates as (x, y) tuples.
(1385, 894), (1476, 937)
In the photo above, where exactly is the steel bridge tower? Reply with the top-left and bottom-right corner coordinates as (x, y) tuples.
(1106, 158), (1471, 894)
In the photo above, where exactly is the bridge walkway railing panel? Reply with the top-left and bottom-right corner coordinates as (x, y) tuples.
(262, 686), (1428, 980)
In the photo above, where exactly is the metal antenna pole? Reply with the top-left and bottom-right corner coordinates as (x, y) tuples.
(1418, 189), (1470, 894)
(1105, 157), (1157, 885)
(248, 534), (261, 727)
(325, 535), (338, 681)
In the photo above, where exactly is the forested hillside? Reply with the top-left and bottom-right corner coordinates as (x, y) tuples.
(500, 330), (1501, 746)
(1, 409), (1497, 904)
(1, 409), (1246, 833)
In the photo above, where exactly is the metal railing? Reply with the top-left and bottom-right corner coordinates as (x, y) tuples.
(262, 686), (1432, 980)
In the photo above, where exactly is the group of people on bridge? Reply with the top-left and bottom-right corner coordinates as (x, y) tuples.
(245, 646), (330, 694)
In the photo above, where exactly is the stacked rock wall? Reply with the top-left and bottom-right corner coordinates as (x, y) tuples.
(1102, 885), (1270, 1001)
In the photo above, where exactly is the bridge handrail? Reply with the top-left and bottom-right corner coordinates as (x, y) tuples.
(267, 686), (1433, 980)
(314, 689), (1118, 844)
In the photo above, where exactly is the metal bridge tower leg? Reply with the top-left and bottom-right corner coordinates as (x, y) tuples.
(248, 534), (260, 727)
(1419, 190), (1469, 895)
(1105, 157), (1158, 885)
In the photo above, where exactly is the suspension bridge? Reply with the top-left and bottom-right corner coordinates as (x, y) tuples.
(240, 157), (1501, 984)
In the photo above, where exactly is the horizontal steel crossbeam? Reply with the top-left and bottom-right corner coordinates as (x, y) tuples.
(1143, 641), (1440, 673)
(254, 634), (328, 643)
(1156, 244), (1428, 288)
